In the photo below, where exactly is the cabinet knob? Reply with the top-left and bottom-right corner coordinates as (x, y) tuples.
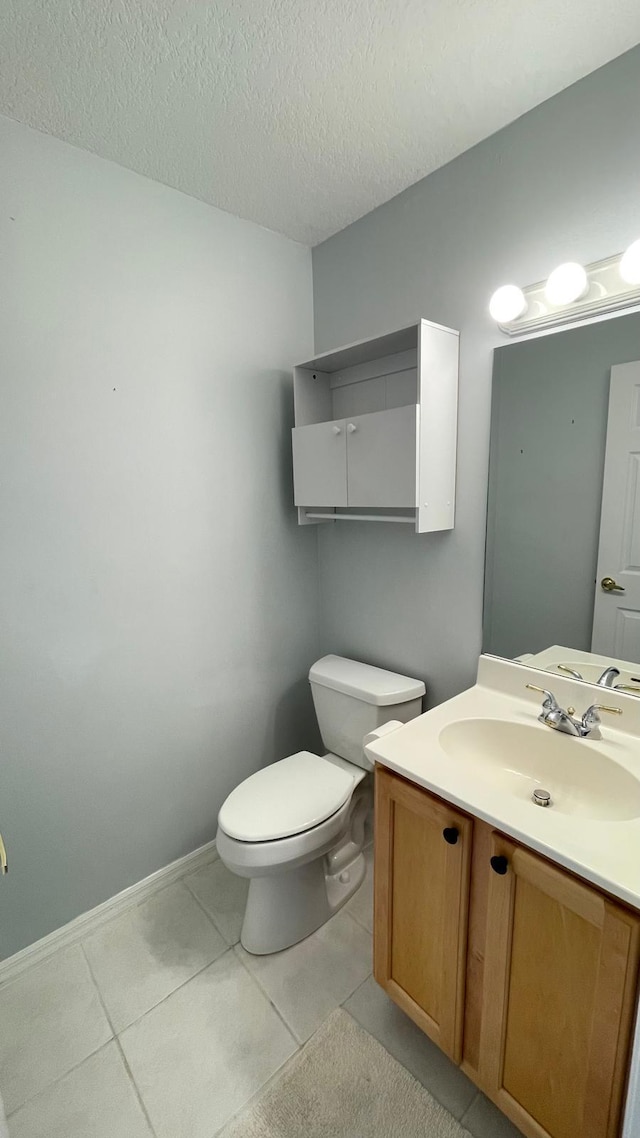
(332, 424), (342, 435)
(442, 827), (459, 845)
(490, 855), (509, 875)
(347, 423), (357, 433)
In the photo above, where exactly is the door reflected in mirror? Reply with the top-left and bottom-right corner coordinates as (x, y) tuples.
(483, 309), (640, 688)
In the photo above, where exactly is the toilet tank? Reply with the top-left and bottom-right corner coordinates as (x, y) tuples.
(308, 655), (425, 770)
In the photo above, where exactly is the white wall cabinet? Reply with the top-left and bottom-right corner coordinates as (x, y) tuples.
(292, 320), (459, 533)
(292, 421), (348, 506)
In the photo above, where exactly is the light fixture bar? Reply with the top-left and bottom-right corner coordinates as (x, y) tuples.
(496, 252), (640, 336)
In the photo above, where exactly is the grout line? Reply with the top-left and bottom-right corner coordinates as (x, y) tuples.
(212, 1010), (335, 1138)
(345, 905), (373, 934)
(5, 1038), (114, 1121)
(232, 944), (302, 1047)
(460, 1090), (481, 1131)
(110, 947), (233, 1036)
(77, 870), (233, 1036)
(340, 971), (372, 1009)
(80, 942), (117, 1036)
(339, 904), (374, 943)
(3, 937), (121, 1115)
(113, 1035), (159, 1138)
(80, 938), (158, 1134)
(232, 916), (373, 1048)
(211, 1044), (304, 1138)
(181, 874), (236, 947)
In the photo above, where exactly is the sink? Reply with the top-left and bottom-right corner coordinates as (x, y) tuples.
(438, 718), (640, 821)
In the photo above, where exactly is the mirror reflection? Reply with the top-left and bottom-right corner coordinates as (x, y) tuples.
(483, 309), (640, 690)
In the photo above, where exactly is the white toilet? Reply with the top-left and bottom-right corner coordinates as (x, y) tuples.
(216, 655), (425, 954)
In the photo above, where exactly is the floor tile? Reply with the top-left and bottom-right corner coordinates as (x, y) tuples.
(83, 880), (227, 1031)
(345, 975), (476, 1120)
(236, 908), (372, 1043)
(185, 858), (249, 945)
(345, 844), (373, 932)
(7, 1043), (152, 1138)
(0, 944), (112, 1115)
(120, 950), (296, 1138)
(462, 1092), (525, 1138)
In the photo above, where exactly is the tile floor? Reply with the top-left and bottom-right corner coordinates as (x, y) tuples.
(0, 843), (522, 1138)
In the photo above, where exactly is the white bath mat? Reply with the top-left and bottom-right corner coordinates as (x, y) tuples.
(220, 1007), (473, 1137)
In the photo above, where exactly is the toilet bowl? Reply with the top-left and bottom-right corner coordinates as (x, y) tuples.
(216, 655), (425, 955)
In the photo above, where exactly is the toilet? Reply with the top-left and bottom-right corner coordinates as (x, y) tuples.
(216, 655), (425, 954)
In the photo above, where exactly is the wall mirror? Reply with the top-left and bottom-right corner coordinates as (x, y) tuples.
(483, 308), (640, 691)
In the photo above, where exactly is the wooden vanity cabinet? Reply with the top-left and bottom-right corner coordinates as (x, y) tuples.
(374, 766), (640, 1138)
(373, 766), (473, 1061)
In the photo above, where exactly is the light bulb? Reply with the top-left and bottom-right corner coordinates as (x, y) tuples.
(544, 262), (588, 306)
(489, 285), (527, 324)
(620, 240), (640, 285)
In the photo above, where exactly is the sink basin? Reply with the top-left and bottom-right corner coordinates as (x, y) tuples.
(438, 718), (640, 821)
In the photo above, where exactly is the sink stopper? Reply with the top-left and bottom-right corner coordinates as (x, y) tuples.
(532, 788), (552, 807)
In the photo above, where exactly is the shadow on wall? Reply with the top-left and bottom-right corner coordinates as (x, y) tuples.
(275, 373), (297, 513)
(261, 677), (322, 769)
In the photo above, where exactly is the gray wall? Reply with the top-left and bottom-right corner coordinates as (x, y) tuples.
(312, 44), (640, 708)
(484, 312), (640, 660)
(0, 116), (318, 958)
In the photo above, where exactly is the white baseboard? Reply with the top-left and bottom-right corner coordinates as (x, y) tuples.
(0, 838), (219, 988)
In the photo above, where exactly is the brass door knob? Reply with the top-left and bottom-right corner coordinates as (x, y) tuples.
(601, 576), (625, 593)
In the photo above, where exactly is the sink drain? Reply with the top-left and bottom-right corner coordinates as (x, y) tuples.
(532, 788), (552, 807)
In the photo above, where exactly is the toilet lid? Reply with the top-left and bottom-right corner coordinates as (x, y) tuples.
(218, 752), (355, 842)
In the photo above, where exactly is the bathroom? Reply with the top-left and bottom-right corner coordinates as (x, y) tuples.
(2, 5), (640, 1136)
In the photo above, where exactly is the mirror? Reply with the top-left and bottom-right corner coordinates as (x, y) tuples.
(483, 308), (640, 690)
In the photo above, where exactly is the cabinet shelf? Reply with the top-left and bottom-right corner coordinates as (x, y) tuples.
(292, 320), (459, 534)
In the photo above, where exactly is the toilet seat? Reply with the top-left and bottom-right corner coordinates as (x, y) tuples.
(217, 751), (356, 842)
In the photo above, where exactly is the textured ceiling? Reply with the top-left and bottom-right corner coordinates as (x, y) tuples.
(1, 2), (640, 245)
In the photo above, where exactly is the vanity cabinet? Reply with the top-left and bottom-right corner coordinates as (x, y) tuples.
(374, 766), (472, 1061)
(374, 766), (640, 1138)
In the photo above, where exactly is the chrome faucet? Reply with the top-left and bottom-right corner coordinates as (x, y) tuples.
(526, 684), (622, 737)
(597, 666), (621, 688)
(556, 663), (621, 688)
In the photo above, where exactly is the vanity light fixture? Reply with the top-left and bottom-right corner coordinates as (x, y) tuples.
(490, 239), (640, 335)
(544, 262), (588, 306)
(620, 239), (640, 285)
(488, 285), (527, 323)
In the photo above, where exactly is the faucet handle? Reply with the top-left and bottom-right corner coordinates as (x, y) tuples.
(526, 684), (560, 711)
(581, 703), (622, 731)
(556, 664), (584, 680)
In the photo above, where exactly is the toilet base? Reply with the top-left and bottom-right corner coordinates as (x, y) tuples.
(240, 849), (367, 955)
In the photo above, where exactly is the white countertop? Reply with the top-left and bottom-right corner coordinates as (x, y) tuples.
(365, 654), (640, 911)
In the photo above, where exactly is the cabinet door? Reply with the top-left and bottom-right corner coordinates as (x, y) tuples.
(291, 421), (347, 506)
(346, 405), (418, 507)
(479, 835), (640, 1138)
(374, 767), (472, 1061)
